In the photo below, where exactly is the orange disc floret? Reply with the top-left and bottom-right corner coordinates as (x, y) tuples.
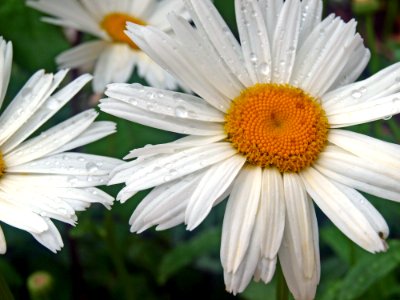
(0, 152), (5, 177)
(100, 13), (146, 50)
(224, 83), (328, 173)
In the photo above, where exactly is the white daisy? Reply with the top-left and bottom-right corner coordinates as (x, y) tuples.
(0, 37), (121, 253)
(27, 0), (187, 93)
(100, 0), (400, 298)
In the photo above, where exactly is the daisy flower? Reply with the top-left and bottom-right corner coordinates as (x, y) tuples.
(27, 0), (187, 93)
(0, 37), (121, 253)
(100, 0), (400, 298)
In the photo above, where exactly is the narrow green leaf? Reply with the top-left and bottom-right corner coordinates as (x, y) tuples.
(338, 240), (400, 300)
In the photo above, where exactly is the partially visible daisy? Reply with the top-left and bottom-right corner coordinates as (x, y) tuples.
(0, 37), (121, 253)
(101, 0), (400, 298)
(27, 0), (187, 93)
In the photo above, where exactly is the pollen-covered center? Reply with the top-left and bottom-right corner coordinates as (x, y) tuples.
(225, 84), (328, 173)
(0, 152), (5, 177)
(100, 13), (146, 50)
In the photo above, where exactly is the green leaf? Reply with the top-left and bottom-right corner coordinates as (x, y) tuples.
(338, 240), (400, 300)
(0, 0), (68, 72)
(157, 228), (221, 284)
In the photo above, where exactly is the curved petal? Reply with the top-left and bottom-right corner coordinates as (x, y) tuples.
(236, 0), (272, 84)
(221, 165), (262, 273)
(271, 0), (301, 83)
(100, 98), (224, 136)
(300, 166), (386, 253)
(93, 44), (136, 93)
(185, 154), (246, 230)
(0, 37), (12, 109)
(105, 83), (225, 122)
(259, 168), (285, 259)
(278, 197), (319, 300)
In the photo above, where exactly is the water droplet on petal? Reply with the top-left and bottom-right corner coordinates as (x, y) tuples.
(175, 106), (188, 118)
(351, 90), (362, 99)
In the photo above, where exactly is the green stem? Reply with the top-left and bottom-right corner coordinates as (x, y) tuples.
(365, 14), (379, 74)
(0, 272), (13, 300)
(276, 266), (289, 300)
(383, 0), (398, 41)
(387, 118), (400, 142)
(105, 213), (135, 300)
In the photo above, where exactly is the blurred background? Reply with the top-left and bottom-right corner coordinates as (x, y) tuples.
(0, 0), (399, 299)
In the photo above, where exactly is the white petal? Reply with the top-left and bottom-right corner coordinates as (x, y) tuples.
(167, 13), (244, 98)
(100, 98), (223, 136)
(126, 24), (231, 111)
(259, 0), (283, 43)
(291, 17), (360, 96)
(105, 83), (225, 122)
(333, 181), (389, 240)
(5, 110), (98, 167)
(271, 0), (301, 83)
(259, 168), (285, 259)
(323, 62), (400, 110)
(0, 197), (48, 234)
(7, 152), (120, 176)
(56, 41), (105, 69)
(283, 173), (317, 279)
(221, 165), (262, 273)
(300, 166), (386, 253)
(185, 154), (246, 230)
(328, 129), (400, 169)
(224, 222), (261, 295)
(51, 121), (117, 155)
(236, 0), (272, 84)
(183, 0), (252, 87)
(327, 92), (400, 127)
(4, 173), (109, 188)
(27, 0), (104, 38)
(93, 44), (135, 93)
(124, 134), (226, 159)
(315, 148), (400, 199)
(279, 200), (319, 300)
(330, 46), (370, 89)
(0, 71), (60, 145)
(2, 73), (93, 154)
(0, 38), (12, 109)
(0, 225), (6, 254)
(119, 143), (237, 201)
(298, 0), (323, 47)
(254, 257), (277, 284)
(135, 52), (180, 90)
(148, 0), (186, 28)
(129, 171), (205, 233)
(31, 218), (63, 253)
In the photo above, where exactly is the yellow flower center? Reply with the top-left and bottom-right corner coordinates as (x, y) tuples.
(0, 153), (5, 177)
(224, 84), (328, 173)
(100, 13), (146, 50)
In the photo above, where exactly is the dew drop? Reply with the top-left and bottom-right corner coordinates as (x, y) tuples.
(46, 98), (60, 110)
(259, 63), (270, 76)
(383, 115), (392, 120)
(86, 162), (99, 173)
(175, 106), (188, 118)
(173, 93), (183, 102)
(249, 53), (257, 63)
(351, 90), (362, 99)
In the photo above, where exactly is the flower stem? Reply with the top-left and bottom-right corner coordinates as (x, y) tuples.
(276, 266), (289, 300)
(105, 213), (135, 300)
(365, 14), (379, 74)
(0, 272), (13, 300)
